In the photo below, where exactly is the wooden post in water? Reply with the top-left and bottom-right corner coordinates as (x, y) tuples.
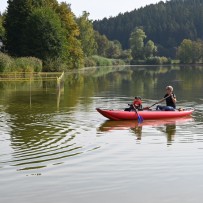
(56, 71), (64, 90)
(56, 72), (64, 110)
(30, 76), (32, 108)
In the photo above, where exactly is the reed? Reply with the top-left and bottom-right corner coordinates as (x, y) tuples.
(0, 52), (13, 72)
(14, 57), (42, 72)
(0, 52), (42, 73)
(84, 55), (125, 67)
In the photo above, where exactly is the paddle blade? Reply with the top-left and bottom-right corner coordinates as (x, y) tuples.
(138, 115), (144, 123)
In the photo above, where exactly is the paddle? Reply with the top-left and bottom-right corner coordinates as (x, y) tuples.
(145, 95), (172, 110)
(132, 104), (144, 123)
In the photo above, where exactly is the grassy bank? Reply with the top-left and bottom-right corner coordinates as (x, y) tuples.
(0, 52), (42, 73)
(131, 57), (172, 65)
(0, 52), (127, 73)
(84, 55), (126, 67)
(1, 52), (184, 73)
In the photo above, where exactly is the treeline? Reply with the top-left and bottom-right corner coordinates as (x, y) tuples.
(0, 1), (130, 72)
(93, 0), (203, 58)
(129, 27), (203, 65)
(1, 0), (202, 72)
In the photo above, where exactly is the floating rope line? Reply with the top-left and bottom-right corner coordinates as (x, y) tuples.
(0, 72), (64, 82)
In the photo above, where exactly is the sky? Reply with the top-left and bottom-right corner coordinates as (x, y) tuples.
(0, 0), (164, 20)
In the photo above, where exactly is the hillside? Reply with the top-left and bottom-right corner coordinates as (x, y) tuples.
(93, 0), (203, 58)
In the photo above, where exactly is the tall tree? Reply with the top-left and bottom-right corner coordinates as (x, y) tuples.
(56, 2), (84, 68)
(0, 14), (5, 38)
(129, 28), (146, 60)
(0, 14), (5, 50)
(177, 39), (203, 63)
(4, 0), (59, 56)
(4, 0), (33, 56)
(94, 31), (109, 56)
(77, 12), (97, 57)
(4, 0), (85, 70)
(25, 7), (67, 68)
(191, 40), (203, 63)
(31, 0), (58, 8)
(177, 39), (193, 63)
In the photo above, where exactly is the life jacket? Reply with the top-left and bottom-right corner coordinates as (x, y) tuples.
(133, 99), (142, 110)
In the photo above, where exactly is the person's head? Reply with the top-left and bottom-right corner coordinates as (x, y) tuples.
(134, 96), (142, 105)
(166, 86), (173, 94)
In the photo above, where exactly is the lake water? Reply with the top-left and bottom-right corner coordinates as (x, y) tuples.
(1, 65), (203, 203)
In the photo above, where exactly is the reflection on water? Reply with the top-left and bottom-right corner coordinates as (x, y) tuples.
(1, 65), (203, 203)
(98, 118), (193, 145)
(166, 124), (176, 144)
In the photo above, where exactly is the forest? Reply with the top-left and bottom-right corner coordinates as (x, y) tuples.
(0, 0), (203, 72)
(94, 0), (203, 58)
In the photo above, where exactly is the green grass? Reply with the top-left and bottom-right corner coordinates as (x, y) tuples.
(131, 57), (172, 65)
(0, 52), (42, 73)
(84, 55), (126, 67)
(171, 59), (180, 64)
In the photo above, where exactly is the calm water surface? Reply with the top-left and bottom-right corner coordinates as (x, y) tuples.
(1, 65), (203, 203)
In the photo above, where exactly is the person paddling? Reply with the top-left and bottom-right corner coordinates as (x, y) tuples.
(156, 86), (177, 111)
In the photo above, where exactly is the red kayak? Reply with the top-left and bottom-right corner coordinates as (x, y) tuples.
(96, 108), (194, 121)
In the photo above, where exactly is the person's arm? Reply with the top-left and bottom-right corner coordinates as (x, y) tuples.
(158, 98), (165, 103)
(171, 94), (177, 103)
(156, 94), (172, 104)
(157, 94), (168, 103)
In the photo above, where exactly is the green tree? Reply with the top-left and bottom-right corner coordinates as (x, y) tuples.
(130, 28), (146, 60)
(0, 14), (5, 39)
(31, 0), (58, 8)
(26, 7), (67, 70)
(177, 39), (193, 63)
(4, 0), (59, 56)
(77, 12), (97, 57)
(191, 40), (202, 63)
(0, 14), (5, 50)
(177, 39), (203, 64)
(94, 31), (109, 56)
(106, 40), (122, 59)
(4, 0), (85, 70)
(56, 2), (84, 68)
(120, 49), (132, 63)
(145, 40), (157, 58)
(201, 41), (203, 62)
(4, 0), (33, 56)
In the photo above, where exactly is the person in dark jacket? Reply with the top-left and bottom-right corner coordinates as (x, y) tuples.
(156, 86), (177, 111)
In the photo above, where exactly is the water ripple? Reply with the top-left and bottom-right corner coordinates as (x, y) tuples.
(0, 110), (103, 171)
